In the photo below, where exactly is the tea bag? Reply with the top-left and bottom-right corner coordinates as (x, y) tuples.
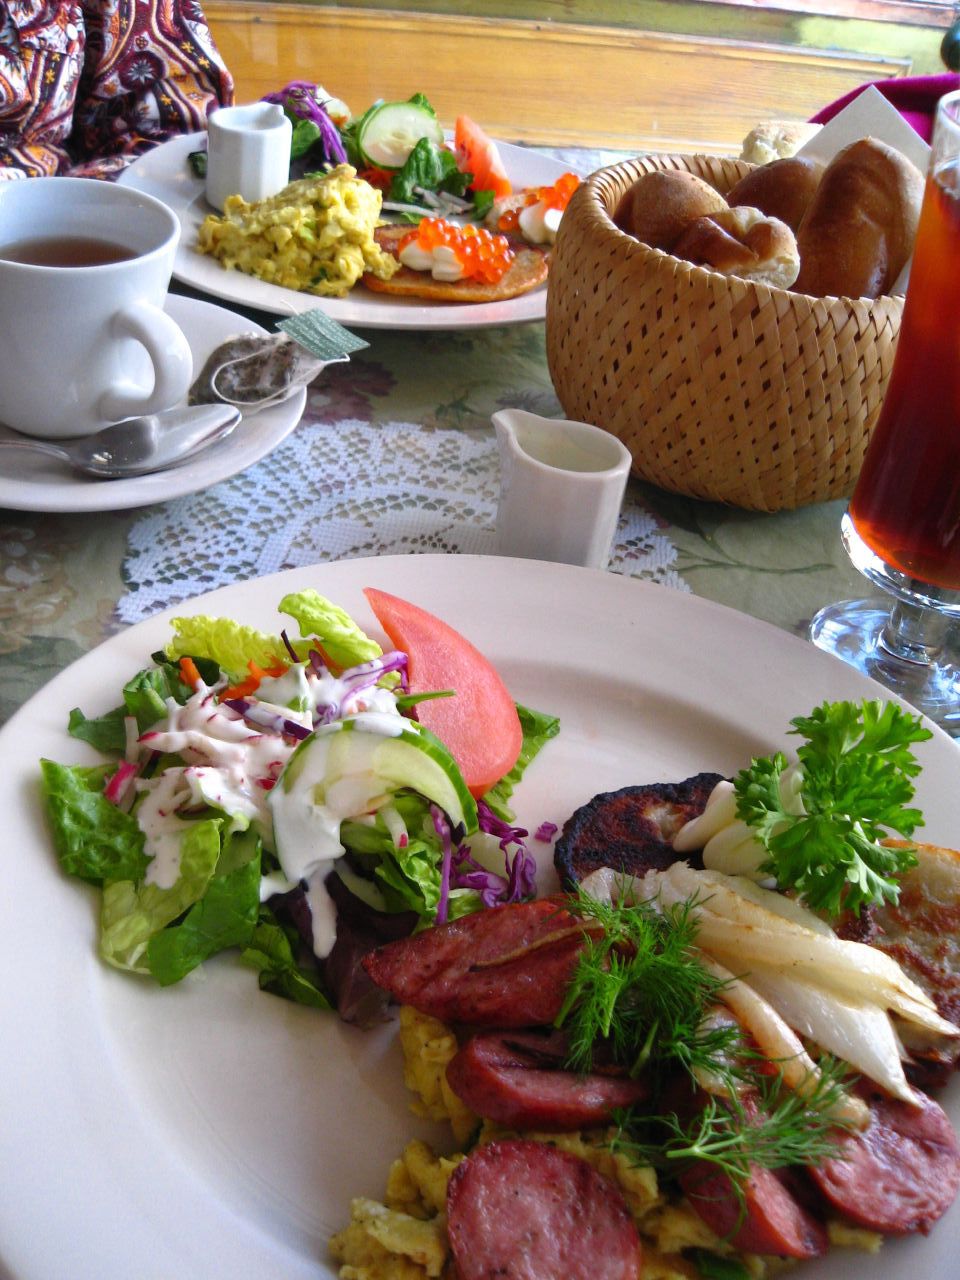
(189, 307), (369, 413)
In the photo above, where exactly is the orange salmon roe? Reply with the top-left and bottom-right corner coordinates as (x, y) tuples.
(497, 171), (580, 232)
(399, 217), (515, 284)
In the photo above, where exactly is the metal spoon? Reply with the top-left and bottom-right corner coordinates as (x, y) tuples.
(0, 403), (242, 479)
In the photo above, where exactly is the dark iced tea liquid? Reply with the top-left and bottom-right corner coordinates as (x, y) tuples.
(848, 161), (960, 591)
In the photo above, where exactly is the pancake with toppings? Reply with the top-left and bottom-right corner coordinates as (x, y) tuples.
(361, 225), (549, 302)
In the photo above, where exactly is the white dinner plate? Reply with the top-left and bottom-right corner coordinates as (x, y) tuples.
(0, 294), (307, 513)
(117, 132), (574, 330)
(1, 555), (957, 1279)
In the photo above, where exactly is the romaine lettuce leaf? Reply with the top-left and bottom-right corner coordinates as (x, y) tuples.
(242, 907), (332, 1009)
(40, 759), (149, 885)
(67, 705), (128, 754)
(146, 828), (261, 985)
(278, 589), (382, 669)
(99, 819), (222, 972)
(164, 616), (301, 678)
(483, 703), (560, 821)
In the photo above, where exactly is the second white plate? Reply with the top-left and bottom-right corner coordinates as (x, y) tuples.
(118, 132), (577, 330)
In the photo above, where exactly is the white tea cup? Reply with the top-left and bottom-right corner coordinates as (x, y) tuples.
(205, 102), (292, 212)
(493, 409), (632, 569)
(0, 177), (193, 440)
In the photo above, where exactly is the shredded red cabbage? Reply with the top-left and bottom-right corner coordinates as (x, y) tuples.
(222, 697), (312, 740)
(477, 798), (529, 851)
(280, 629), (300, 663)
(261, 81), (348, 165)
(432, 805), (454, 924)
(535, 820), (559, 842)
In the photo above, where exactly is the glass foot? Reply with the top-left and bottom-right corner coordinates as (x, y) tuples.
(809, 597), (960, 736)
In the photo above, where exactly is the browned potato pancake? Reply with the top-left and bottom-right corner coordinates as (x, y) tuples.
(362, 224), (549, 303)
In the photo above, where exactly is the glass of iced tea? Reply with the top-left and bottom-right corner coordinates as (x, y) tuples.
(810, 89), (960, 735)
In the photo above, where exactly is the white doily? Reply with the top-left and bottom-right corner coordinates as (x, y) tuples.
(118, 420), (688, 625)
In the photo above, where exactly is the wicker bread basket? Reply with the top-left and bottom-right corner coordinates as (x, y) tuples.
(545, 154), (904, 511)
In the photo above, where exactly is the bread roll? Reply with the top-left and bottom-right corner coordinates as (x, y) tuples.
(727, 156), (823, 232)
(672, 206), (801, 288)
(740, 120), (822, 166)
(793, 137), (924, 299)
(613, 170), (727, 251)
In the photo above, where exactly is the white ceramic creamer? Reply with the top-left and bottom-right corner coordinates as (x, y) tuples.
(493, 408), (632, 569)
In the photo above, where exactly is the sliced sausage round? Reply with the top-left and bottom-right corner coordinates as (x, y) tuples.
(446, 1138), (642, 1280)
(680, 1162), (828, 1259)
(446, 1029), (649, 1131)
(806, 1091), (960, 1234)
(361, 897), (599, 1027)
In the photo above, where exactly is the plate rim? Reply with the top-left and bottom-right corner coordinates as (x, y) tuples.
(2, 555), (958, 1280)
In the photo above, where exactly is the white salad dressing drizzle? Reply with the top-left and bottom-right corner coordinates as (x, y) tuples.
(131, 667), (407, 957)
(267, 709), (408, 958)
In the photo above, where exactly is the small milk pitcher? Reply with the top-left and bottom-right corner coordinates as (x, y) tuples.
(493, 409), (632, 569)
(205, 102), (292, 212)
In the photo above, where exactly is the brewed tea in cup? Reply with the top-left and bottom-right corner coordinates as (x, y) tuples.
(0, 177), (193, 439)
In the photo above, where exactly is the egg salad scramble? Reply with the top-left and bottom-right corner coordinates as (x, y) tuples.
(196, 165), (399, 298)
(328, 1007), (883, 1280)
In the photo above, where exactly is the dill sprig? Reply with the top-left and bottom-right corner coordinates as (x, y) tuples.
(557, 889), (859, 1200)
(556, 890), (742, 1084)
(609, 1056), (856, 1186)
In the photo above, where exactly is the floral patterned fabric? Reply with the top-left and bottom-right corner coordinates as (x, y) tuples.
(0, 0), (232, 179)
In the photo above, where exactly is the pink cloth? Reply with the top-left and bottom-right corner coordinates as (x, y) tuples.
(811, 73), (960, 143)
(0, 0), (234, 180)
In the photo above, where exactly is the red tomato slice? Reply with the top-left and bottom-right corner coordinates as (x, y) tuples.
(454, 115), (512, 200)
(363, 587), (523, 799)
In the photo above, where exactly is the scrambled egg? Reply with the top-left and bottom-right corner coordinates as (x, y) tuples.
(330, 1006), (876, 1280)
(196, 165), (399, 298)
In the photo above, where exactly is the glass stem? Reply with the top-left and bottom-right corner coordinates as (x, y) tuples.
(879, 600), (948, 667)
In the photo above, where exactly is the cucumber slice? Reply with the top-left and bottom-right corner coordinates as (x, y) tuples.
(269, 713), (478, 885)
(357, 100), (444, 171)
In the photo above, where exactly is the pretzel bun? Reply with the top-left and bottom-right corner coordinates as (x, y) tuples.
(726, 156), (824, 232)
(613, 170), (727, 251)
(672, 206), (801, 288)
(793, 137), (924, 299)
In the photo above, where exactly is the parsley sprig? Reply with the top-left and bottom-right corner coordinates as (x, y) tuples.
(734, 699), (932, 917)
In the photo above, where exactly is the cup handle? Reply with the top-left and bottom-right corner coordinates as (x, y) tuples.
(96, 300), (193, 421)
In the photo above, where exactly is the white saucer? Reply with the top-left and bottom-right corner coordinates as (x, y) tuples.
(0, 294), (307, 514)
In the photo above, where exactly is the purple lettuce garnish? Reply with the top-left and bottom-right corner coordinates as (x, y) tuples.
(262, 81), (348, 166)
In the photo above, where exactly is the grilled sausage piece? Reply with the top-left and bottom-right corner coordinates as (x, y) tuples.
(554, 773), (725, 889)
(446, 1029), (649, 1131)
(361, 897), (600, 1027)
(680, 1162), (829, 1259)
(447, 1138), (643, 1280)
(806, 1091), (960, 1234)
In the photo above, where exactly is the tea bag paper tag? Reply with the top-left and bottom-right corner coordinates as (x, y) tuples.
(797, 86), (931, 294)
(189, 310), (368, 413)
(277, 308), (370, 361)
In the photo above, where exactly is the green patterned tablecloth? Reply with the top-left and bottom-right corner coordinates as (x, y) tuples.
(0, 142), (910, 725)
(0, 309), (881, 726)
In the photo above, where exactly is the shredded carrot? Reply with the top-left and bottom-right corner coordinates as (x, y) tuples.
(220, 658), (289, 701)
(178, 656), (203, 689)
